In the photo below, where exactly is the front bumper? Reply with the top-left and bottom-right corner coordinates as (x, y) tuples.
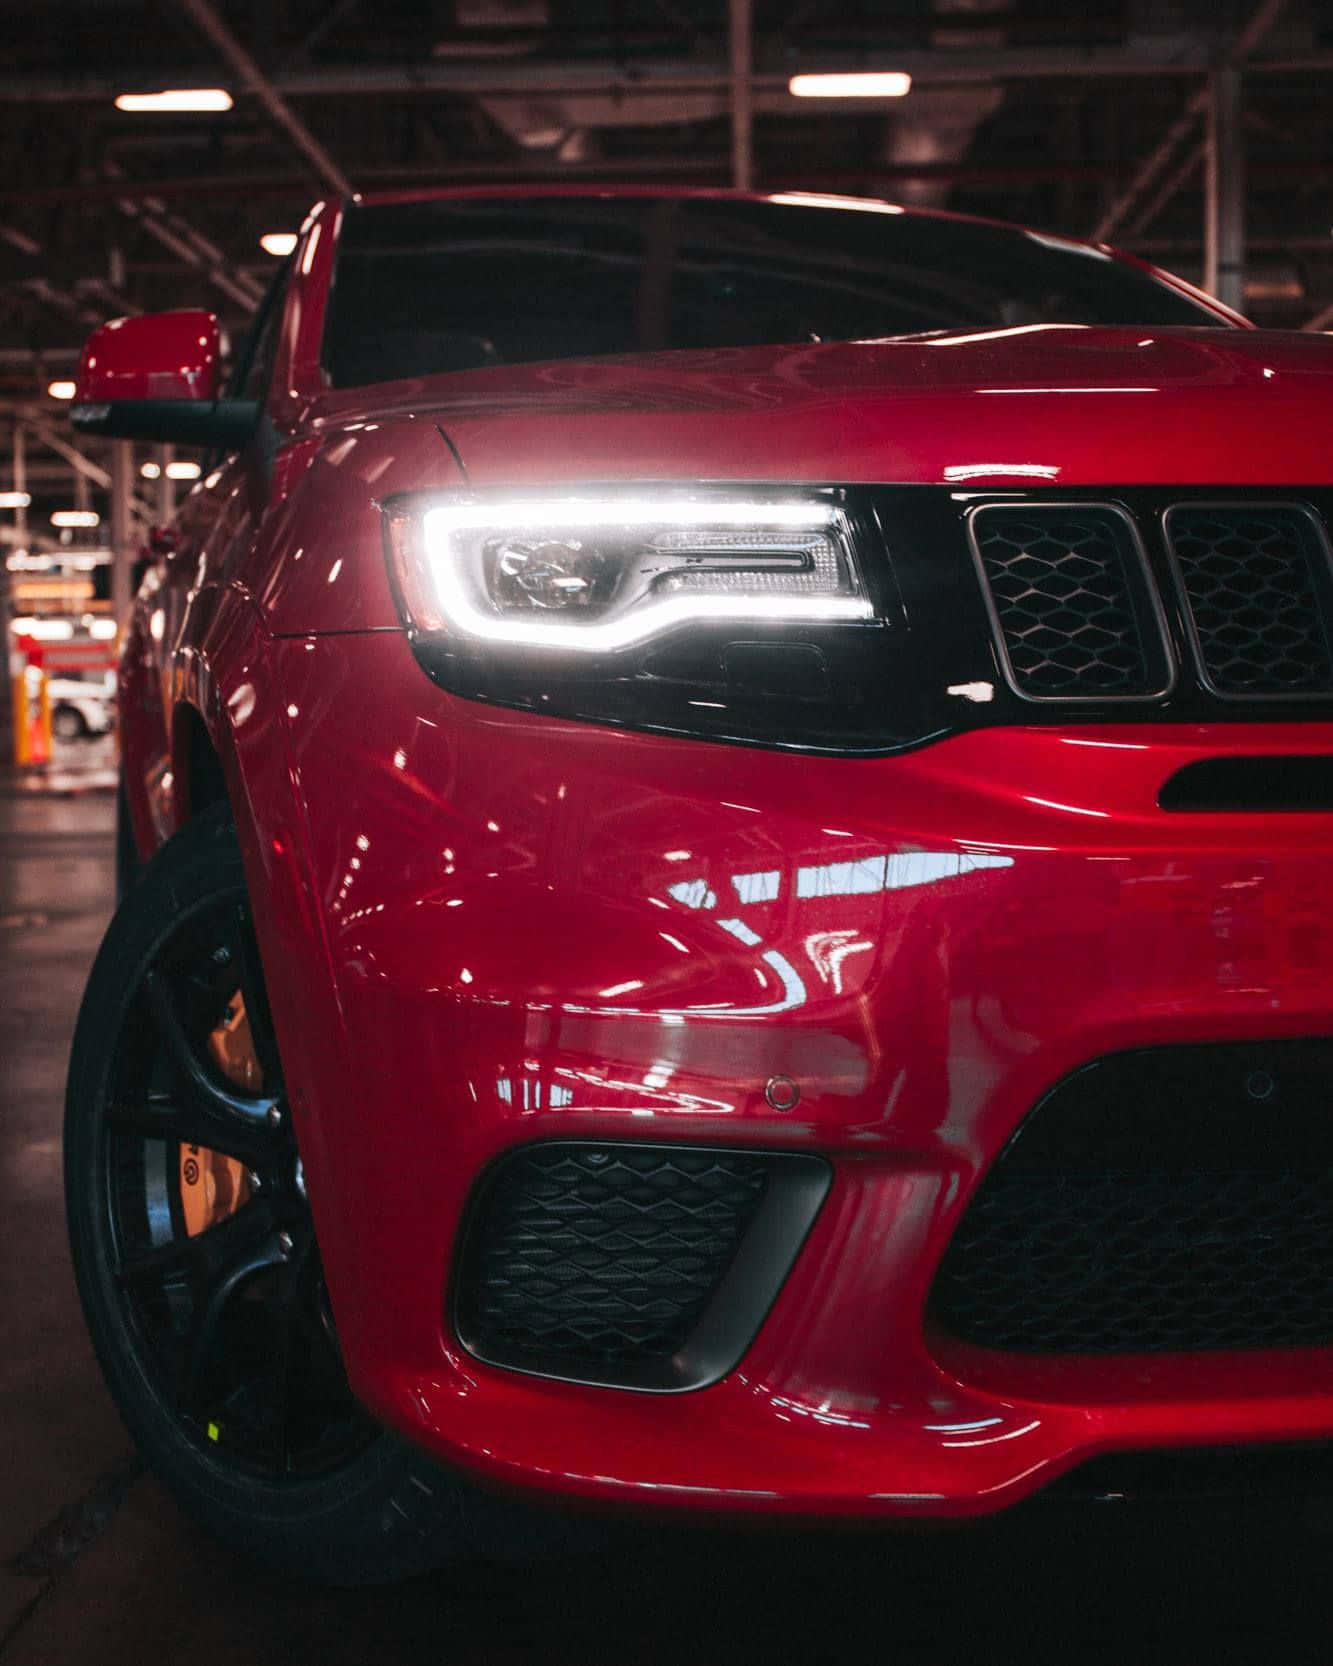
(251, 629), (1333, 1517)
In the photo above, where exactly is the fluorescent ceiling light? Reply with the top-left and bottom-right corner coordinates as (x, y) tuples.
(12, 618), (75, 640)
(114, 88), (234, 113)
(260, 232), (298, 257)
(789, 72), (912, 98)
(51, 510), (100, 529)
(47, 380), (76, 400)
(0, 490), (31, 508)
(143, 460), (200, 481)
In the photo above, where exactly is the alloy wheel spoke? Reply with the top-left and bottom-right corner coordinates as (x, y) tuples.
(268, 1242), (312, 1471)
(179, 1226), (293, 1413)
(224, 901), (284, 1092)
(107, 1091), (270, 1167)
(142, 967), (281, 1133)
(115, 1194), (277, 1289)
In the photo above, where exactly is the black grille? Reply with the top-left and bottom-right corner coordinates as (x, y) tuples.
(969, 504), (1168, 698)
(931, 1041), (1333, 1354)
(455, 1142), (812, 1387)
(1165, 504), (1333, 697)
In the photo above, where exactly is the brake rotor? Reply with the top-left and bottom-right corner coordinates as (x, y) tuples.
(178, 989), (257, 1238)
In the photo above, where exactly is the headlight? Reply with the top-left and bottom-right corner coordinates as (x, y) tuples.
(385, 490), (873, 652)
(384, 485), (905, 754)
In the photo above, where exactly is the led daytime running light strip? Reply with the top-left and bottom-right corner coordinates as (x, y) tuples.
(419, 497), (872, 653)
(428, 496), (837, 532)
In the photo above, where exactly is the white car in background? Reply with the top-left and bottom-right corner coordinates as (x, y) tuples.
(47, 672), (115, 741)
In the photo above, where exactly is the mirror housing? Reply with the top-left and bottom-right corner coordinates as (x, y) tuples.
(78, 309), (221, 403)
(71, 309), (260, 450)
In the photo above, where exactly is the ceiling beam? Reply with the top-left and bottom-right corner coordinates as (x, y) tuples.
(20, 416), (154, 521)
(102, 161), (262, 312)
(0, 220), (135, 341)
(286, 0), (361, 63)
(24, 416), (112, 488)
(14, 41), (1333, 107)
(729, 0), (753, 192)
(1125, 141), (1205, 237)
(177, 0), (354, 198)
(1092, 0), (1291, 242)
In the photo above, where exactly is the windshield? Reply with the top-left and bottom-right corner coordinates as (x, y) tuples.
(323, 195), (1223, 389)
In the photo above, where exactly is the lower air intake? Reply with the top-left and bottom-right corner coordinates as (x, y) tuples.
(931, 1041), (1333, 1354)
(454, 1141), (829, 1390)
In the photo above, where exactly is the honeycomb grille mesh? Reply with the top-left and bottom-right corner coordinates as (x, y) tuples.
(931, 1042), (1333, 1355)
(1166, 506), (1333, 696)
(970, 506), (1164, 697)
(932, 1167), (1333, 1353)
(457, 1144), (770, 1375)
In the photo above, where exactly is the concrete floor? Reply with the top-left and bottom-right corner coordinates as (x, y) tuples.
(3, 779), (1333, 1663)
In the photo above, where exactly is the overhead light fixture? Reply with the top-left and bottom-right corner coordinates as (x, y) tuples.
(51, 509), (100, 529)
(47, 380), (76, 400)
(0, 490), (31, 508)
(114, 88), (233, 113)
(260, 232), (298, 257)
(11, 617), (75, 641)
(788, 72), (912, 98)
(166, 460), (202, 480)
(140, 461), (162, 480)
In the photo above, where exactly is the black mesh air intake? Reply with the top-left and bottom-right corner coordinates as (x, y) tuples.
(968, 503), (1172, 699)
(931, 1041), (1333, 1354)
(454, 1142), (829, 1390)
(1164, 504), (1333, 697)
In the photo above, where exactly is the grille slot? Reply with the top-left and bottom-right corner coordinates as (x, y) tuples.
(1164, 503), (1333, 698)
(931, 1041), (1333, 1355)
(968, 503), (1171, 700)
(454, 1141), (829, 1390)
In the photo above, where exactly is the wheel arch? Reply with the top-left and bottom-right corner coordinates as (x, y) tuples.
(173, 701), (229, 828)
(158, 603), (352, 1326)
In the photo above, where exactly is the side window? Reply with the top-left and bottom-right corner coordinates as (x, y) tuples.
(226, 259), (291, 404)
(205, 262), (290, 469)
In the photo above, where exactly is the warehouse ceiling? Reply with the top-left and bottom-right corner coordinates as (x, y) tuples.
(2, 0), (1332, 487)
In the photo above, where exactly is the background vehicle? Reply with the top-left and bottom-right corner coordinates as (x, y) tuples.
(48, 672), (115, 741)
(63, 190), (1333, 1584)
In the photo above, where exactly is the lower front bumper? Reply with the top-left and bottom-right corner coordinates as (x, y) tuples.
(368, 1322), (1333, 1518)
(252, 631), (1333, 1516)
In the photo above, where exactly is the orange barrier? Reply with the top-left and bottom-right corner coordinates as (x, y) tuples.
(11, 637), (53, 768)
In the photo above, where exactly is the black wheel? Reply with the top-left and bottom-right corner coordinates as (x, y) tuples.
(53, 704), (88, 741)
(65, 804), (499, 1584)
(114, 780), (141, 903)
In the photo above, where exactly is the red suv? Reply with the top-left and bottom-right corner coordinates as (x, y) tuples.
(65, 189), (1333, 1583)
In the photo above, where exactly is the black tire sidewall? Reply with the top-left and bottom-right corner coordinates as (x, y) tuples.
(64, 805), (467, 1583)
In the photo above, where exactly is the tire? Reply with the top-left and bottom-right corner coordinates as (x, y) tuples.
(65, 803), (514, 1585)
(114, 780), (141, 903)
(53, 704), (88, 742)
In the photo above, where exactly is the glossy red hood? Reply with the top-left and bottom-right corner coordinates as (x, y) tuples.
(314, 324), (1333, 491)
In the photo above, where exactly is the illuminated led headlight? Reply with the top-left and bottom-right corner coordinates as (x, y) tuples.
(385, 490), (873, 652)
